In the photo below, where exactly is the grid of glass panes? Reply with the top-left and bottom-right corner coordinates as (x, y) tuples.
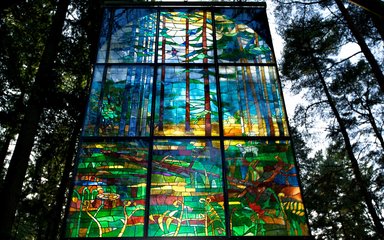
(64, 5), (309, 238)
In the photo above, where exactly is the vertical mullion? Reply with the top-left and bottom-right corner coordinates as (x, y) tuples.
(144, 7), (160, 238)
(211, 8), (231, 238)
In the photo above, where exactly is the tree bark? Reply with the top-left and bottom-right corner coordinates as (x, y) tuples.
(335, 0), (384, 92)
(311, 54), (384, 237)
(0, 0), (70, 238)
(45, 117), (82, 240)
(0, 132), (12, 177)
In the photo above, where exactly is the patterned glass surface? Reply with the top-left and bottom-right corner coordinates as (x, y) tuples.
(83, 66), (153, 136)
(154, 66), (219, 136)
(65, 141), (149, 238)
(158, 9), (214, 64)
(149, 139), (225, 236)
(220, 66), (288, 137)
(224, 140), (309, 236)
(65, 4), (308, 239)
(215, 8), (274, 63)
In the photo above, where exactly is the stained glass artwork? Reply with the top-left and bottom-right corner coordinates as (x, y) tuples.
(158, 10), (214, 63)
(106, 9), (157, 63)
(149, 139), (225, 236)
(154, 66), (219, 136)
(65, 141), (149, 238)
(215, 8), (274, 63)
(84, 66), (153, 136)
(224, 140), (309, 236)
(220, 66), (288, 137)
(65, 3), (309, 239)
(96, 10), (112, 63)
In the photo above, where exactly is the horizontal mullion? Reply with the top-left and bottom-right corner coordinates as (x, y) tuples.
(102, 1), (267, 9)
(80, 135), (291, 141)
(93, 62), (276, 67)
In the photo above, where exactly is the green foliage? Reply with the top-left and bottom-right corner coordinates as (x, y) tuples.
(0, 0), (97, 238)
(274, 0), (384, 238)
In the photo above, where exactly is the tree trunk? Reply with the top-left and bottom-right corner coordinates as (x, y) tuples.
(158, 14), (166, 133)
(0, 132), (12, 177)
(202, 11), (211, 136)
(311, 54), (384, 237)
(365, 103), (384, 152)
(335, 0), (384, 92)
(185, 17), (191, 132)
(45, 117), (82, 240)
(0, 0), (70, 238)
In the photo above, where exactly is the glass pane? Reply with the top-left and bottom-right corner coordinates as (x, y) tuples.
(107, 9), (157, 63)
(220, 66), (288, 137)
(65, 141), (149, 238)
(84, 66), (153, 137)
(158, 9), (214, 63)
(154, 66), (219, 136)
(224, 140), (309, 236)
(149, 139), (226, 237)
(83, 66), (104, 136)
(215, 8), (274, 63)
(96, 10), (112, 63)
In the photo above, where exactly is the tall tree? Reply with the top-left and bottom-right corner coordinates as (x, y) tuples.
(280, 12), (384, 237)
(299, 136), (376, 239)
(0, 0), (70, 237)
(334, 0), (384, 92)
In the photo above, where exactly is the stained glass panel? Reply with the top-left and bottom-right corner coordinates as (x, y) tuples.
(154, 67), (219, 136)
(96, 10), (112, 63)
(84, 65), (104, 136)
(220, 66), (288, 137)
(158, 10), (214, 63)
(66, 4), (309, 239)
(108, 9), (157, 63)
(215, 8), (274, 63)
(84, 66), (153, 136)
(149, 139), (226, 237)
(65, 141), (149, 238)
(224, 140), (309, 236)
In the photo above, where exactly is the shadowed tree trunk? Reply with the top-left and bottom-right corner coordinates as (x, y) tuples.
(310, 51), (384, 237)
(0, 132), (13, 177)
(335, 0), (384, 92)
(45, 115), (82, 239)
(0, 0), (70, 238)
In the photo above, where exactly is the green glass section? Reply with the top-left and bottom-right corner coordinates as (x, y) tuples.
(154, 67), (219, 136)
(220, 66), (288, 137)
(215, 8), (274, 63)
(108, 9), (157, 63)
(84, 65), (153, 136)
(149, 139), (226, 237)
(224, 140), (309, 236)
(158, 10), (214, 63)
(65, 141), (149, 238)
